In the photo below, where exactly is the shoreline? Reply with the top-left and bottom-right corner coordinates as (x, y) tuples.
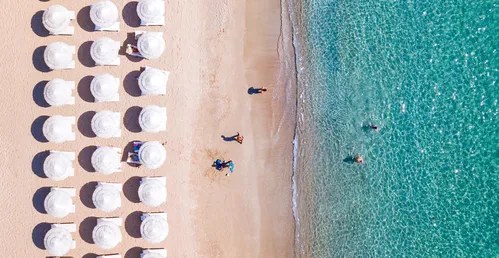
(0, 0), (296, 257)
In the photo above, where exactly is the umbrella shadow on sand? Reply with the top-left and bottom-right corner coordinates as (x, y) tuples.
(31, 115), (49, 142)
(33, 81), (50, 107)
(123, 176), (141, 203)
(124, 106), (143, 133)
(77, 6), (94, 32)
(32, 222), (51, 249)
(78, 41), (95, 67)
(32, 187), (50, 214)
(125, 211), (142, 238)
(79, 217), (97, 244)
(32, 46), (50, 73)
(78, 146), (97, 172)
(32, 150), (49, 178)
(31, 11), (50, 37)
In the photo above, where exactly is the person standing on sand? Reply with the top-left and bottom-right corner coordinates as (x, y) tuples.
(235, 132), (244, 144)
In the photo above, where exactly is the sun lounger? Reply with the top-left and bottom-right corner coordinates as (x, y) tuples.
(97, 182), (123, 191)
(52, 223), (76, 233)
(141, 248), (167, 258)
(98, 217), (122, 226)
(52, 187), (76, 197)
(98, 255), (122, 258)
(50, 151), (75, 160)
(67, 11), (75, 20)
(141, 176), (166, 185)
(140, 19), (165, 26)
(126, 152), (141, 165)
(95, 22), (120, 32)
(141, 212), (167, 221)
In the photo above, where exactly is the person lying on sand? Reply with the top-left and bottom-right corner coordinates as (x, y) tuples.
(126, 44), (140, 55)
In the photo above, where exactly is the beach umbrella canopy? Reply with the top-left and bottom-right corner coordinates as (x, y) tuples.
(91, 37), (119, 65)
(44, 42), (73, 70)
(44, 79), (72, 106)
(44, 227), (72, 256)
(91, 110), (120, 138)
(43, 5), (71, 34)
(138, 68), (168, 95)
(92, 184), (121, 212)
(92, 221), (122, 249)
(90, 0), (119, 28)
(43, 116), (73, 143)
(138, 141), (166, 169)
(44, 153), (73, 181)
(139, 105), (167, 132)
(90, 73), (119, 102)
(139, 178), (166, 207)
(137, 0), (165, 23)
(44, 190), (73, 218)
(142, 253), (166, 258)
(140, 215), (168, 243)
(91, 147), (121, 174)
(137, 32), (165, 59)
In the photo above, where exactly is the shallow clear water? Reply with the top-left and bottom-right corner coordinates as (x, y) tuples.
(291, 0), (499, 257)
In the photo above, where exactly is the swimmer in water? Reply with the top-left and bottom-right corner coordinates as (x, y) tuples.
(354, 155), (364, 164)
(370, 125), (379, 132)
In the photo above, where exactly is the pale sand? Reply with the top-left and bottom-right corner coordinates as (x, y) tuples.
(0, 0), (294, 257)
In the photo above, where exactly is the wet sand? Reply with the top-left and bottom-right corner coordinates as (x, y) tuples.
(0, 0), (294, 257)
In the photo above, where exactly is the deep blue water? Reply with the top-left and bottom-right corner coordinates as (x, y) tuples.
(291, 1), (499, 257)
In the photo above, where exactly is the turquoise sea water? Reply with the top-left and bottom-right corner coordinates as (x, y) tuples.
(291, 1), (499, 257)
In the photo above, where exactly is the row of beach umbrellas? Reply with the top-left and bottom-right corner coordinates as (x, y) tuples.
(44, 67), (169, 106)
(44, 214), (168, 255)
(44, 32), (165, 70)
(43, 0), (165, 34)
(45, 178), (166, 217)
(37, 1), (169, 257)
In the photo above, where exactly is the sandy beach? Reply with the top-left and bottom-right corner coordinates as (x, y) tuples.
(0, 0), (294, 257)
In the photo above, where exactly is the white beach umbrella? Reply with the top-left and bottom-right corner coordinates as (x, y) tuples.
(91, 110), (121, 138)
(44, 190), (73, 218)
(92, 184), (121, 212)
(138, 68), (168, 95)
(137, 0), (165, 23)
(43, 116), (73, 143)
(138, 141), (166, 169)
(90, 0), (119, 28)
(91, 37), (119, 65)
(137, 32), (165, 59)
(44, 42), (73, 70)
(44, 153), (73, 181)
(91, 147), (121, 175)
(140, 215), (168, 244)
(92, 221), (122, 249)
(43, 5), (71, 34)
(139, 105), (167, 133)
(142, 253), (166, 258)
(44, 227), (72, 256)
(139, 178), (166, 207)
(44, 78), (72, 106)
(90, 73), (119, 102)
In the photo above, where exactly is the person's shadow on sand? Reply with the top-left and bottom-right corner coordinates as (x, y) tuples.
(247, 87), (259, 95)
